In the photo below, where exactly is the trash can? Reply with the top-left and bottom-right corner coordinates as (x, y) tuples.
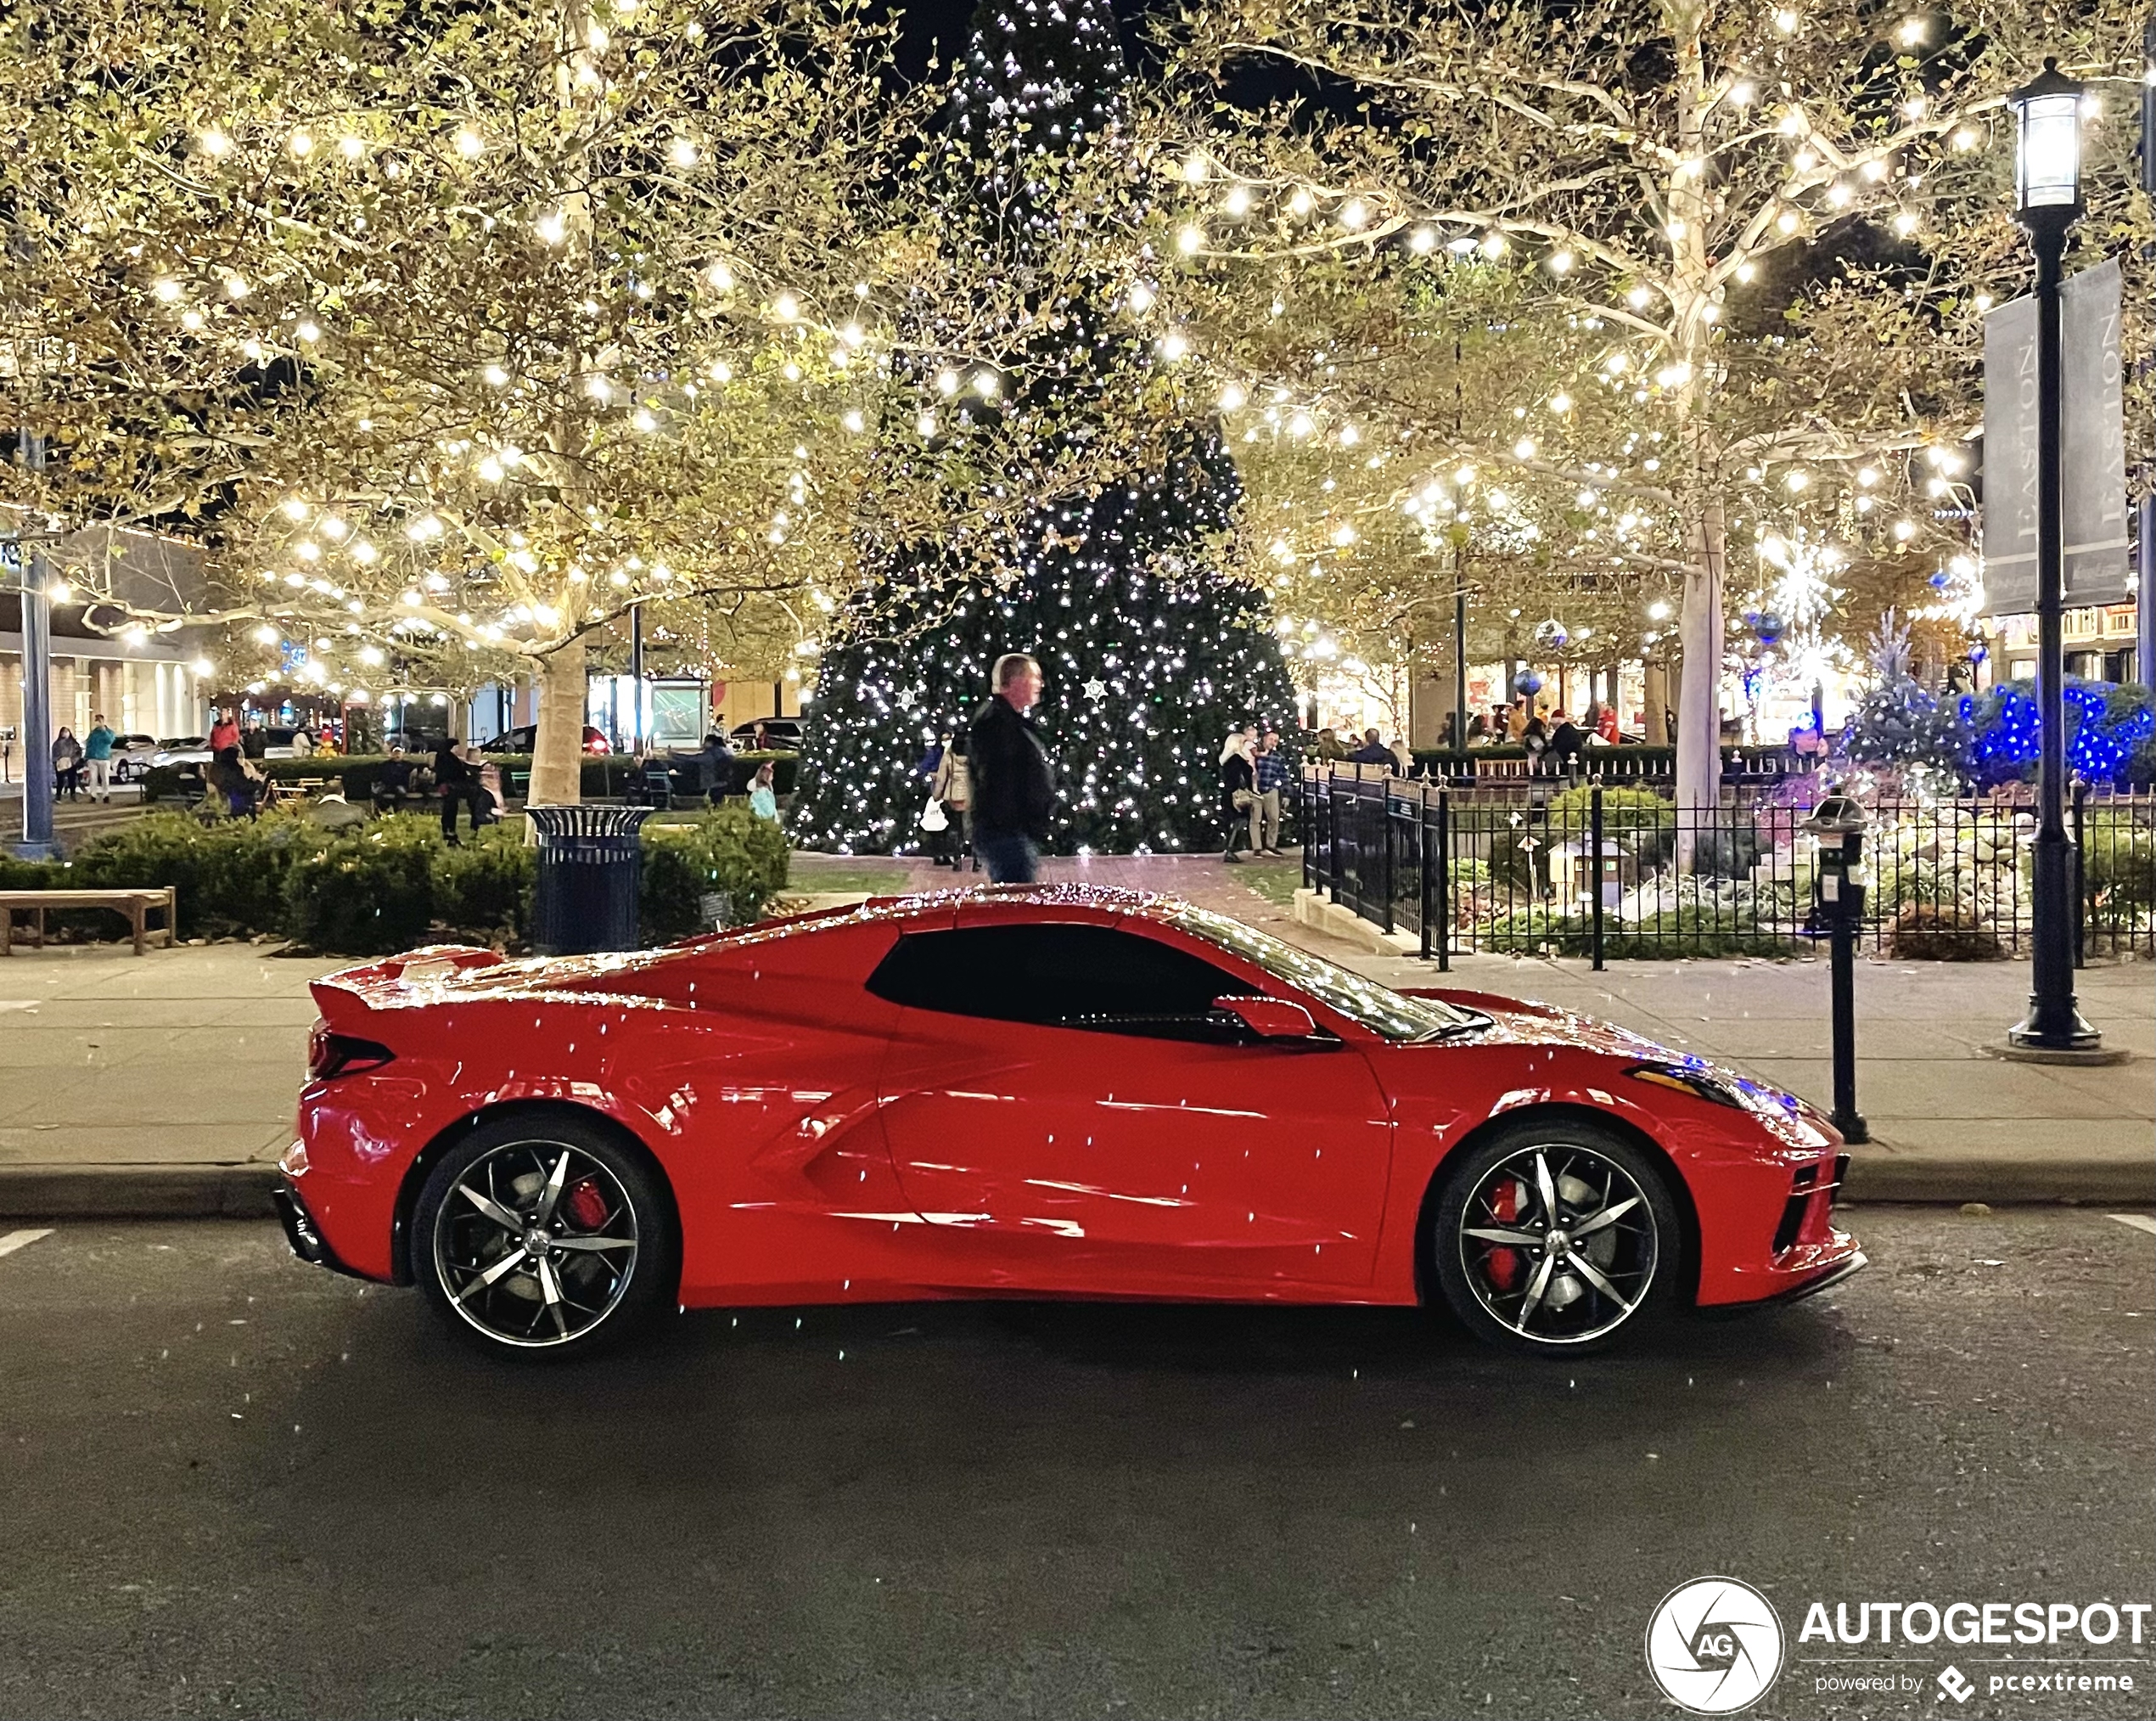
(527, 806), (653, 956)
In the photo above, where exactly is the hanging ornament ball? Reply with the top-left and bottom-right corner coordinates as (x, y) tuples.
(1531, 616), (1569, 652)
(1750, 610), (1786, 645)
(1928, 569), (1951, 590)
(1513, 669), (1544, 698)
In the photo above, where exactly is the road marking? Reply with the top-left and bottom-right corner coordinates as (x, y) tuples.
(2106, 1214), (2156, 1238)
(0, 1228), (56, 1259)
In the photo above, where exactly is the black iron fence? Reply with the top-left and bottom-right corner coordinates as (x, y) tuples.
(1300, 767), (2156, 966)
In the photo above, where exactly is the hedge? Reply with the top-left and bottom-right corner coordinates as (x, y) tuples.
(3, 806), (791, 955)
(141, 750), (800, 805)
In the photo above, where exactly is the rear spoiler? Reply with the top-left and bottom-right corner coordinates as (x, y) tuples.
(309, 945), (508, 1021)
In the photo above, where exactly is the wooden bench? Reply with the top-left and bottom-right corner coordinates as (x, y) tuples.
(0, 887), (179, 956)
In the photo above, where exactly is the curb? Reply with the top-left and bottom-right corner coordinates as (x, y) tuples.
(0, 1166), (278, 1219)
(1841, 1150), (2153, 1206)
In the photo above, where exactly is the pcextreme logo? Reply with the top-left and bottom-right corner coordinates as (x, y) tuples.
(1645, 1576), (1786, 1714)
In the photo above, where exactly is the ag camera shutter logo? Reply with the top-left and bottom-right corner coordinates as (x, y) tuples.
(1645, 1576), (1786, 1713)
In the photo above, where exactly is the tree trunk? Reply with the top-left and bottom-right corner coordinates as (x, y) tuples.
(530, 635), (587, 807)
(1675, 498), (1726, 864)
(1643, 657), (1669, 744)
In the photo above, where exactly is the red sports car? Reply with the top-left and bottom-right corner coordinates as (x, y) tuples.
(275, 886), (1864, 1358)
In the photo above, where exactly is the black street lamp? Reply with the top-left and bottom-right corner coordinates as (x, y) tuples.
(2138, 14), (2155, 687)
(2006, 59), (2102, 1053)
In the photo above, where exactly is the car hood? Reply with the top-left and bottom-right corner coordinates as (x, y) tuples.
(1403, 987), (1682, 1062)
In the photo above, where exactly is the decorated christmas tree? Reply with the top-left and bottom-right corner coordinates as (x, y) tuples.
(789, 0), (1297, 856)
(1837, 610), (1974, 790)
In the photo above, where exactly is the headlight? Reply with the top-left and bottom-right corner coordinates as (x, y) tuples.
(1628, 1060), (1828, 1145)
(1628, 1061), (1746, 1109)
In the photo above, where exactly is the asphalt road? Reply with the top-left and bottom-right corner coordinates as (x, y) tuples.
(0, 1208), (2151, 1721)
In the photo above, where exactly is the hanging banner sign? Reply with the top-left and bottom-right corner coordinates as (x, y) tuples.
(1981, 257), (2131, 615)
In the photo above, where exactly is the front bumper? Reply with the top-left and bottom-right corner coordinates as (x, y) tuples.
(1760, 1248), (1869, 1306)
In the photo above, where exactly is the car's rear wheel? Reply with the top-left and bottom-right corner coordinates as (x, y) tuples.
(413, 1116), (674, 1358)
(1431, 1121), (1680, 1355)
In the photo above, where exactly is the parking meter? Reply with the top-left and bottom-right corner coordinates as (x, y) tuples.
(1802, 795), (1870, 1143)
(1805, 794), (1870, 924)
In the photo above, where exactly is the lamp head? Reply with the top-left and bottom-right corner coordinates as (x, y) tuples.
(2010, 58), (2085, 228)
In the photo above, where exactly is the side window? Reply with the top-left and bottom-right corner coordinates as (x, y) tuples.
(867, 923), (1255, 1042)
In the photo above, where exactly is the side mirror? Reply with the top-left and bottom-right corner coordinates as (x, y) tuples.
(1213, 994), (1320, 1040)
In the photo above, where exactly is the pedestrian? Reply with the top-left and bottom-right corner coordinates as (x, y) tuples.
(1522, 713), (1550, 772)
(928, 728), (972, 869)
(205, 745), (255, 818)
(370, 745), (414, 815)
(208, 708), (240, 754)
(966, 652), (1054, 884)
(747, 761), (780, 822)
(434, 734), (491, 845)
(1346, 727), (1393, 767)
(676, 730), (736, 806)
(1313, 725), (1346, 762)
(1388, 734), (1412, 773)
(306, 777), (368, 831)
(82, 713), (116, 801)
(1251, 728), (1289, 856)
(52, 726), (83, 799)
(1547, 710), (1586, 772)
(1597, 701), (1621, 745)
(1219, 728), (1255, 863)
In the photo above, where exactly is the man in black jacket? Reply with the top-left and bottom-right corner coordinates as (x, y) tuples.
(966, 652), (1054, 883)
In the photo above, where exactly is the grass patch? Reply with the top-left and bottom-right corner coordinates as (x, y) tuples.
(1237, 860), (1304, 908)
(788, 856), (925, 895)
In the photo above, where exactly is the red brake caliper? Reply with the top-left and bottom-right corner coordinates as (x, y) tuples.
(1483, 1178), (1521, 1291)
(564, 1177), (609, 1230)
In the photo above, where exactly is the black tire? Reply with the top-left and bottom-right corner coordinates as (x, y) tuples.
(413, 1113), (676, 1359)
(1429, 1119), (1682, 1356)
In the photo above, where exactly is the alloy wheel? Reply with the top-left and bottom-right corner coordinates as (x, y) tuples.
(431, 1140), (641, 1349)
(1453, 1142), (1659, 1347)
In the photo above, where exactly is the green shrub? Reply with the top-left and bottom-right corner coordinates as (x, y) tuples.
(12, 800), (789, 954)
(70, 811), (317, 937)
(2082, 827), (2156, 914)
(1543, 784), (1676, 869)
(432, 823), (536, 942)
(0, 854), (67, 890)
(640, 803), (791, 942)
(1479, 904), (1795, 959)
(283, 816), (439, 954)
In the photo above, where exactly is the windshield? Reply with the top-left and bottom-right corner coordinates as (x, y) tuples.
(1164, 904), (1474, 1042)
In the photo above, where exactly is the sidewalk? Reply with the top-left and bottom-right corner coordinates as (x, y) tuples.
(1, 852), (2147, 1216)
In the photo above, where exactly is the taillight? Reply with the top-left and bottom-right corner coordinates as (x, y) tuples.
(306, 1023), (395, 1082)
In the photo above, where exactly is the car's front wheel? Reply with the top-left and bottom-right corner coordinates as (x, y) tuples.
(413, 1116), (675, 1358)
(1430, 1121), (1680, 1355)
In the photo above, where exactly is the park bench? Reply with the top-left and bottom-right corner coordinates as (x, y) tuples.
(0, 886), (178, 957)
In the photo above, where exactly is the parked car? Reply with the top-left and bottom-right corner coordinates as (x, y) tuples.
(250, 726), (309, 760)
(108, 734), (162, 782)
(728, 718), (802, 750)
(278, 886), (1862, 1358)
(479, 724), (612, 756)
(149, 736), (212, 771)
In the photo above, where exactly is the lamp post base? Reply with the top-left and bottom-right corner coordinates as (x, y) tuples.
(2002, 1002), (2105, 1057)
(1992, 1032), (2130, 1067)
(11, 840), (62, 863)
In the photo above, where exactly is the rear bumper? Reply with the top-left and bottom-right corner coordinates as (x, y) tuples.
(272, 1180), (369, 1280)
